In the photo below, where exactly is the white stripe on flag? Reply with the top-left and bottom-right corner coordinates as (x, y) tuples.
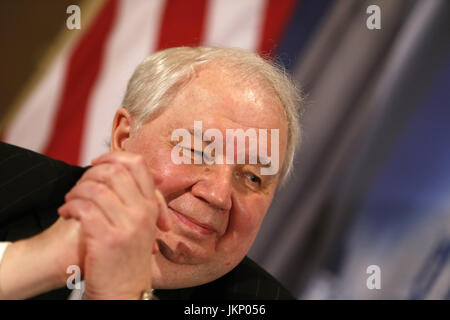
(80, 0), (166, 165)
(203, 0), (267, 52)
(3, 43), (74, 153)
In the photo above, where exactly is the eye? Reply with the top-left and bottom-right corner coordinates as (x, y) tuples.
(181, 146), (199, 155)
(182, 147), (209, 162)
(244, 172), (261, 185)
(191, 149), (203, 157)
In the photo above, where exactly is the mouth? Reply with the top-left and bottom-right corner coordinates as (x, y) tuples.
(169, 207), (216, 236)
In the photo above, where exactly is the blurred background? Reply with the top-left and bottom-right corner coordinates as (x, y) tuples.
(0, 0), (449, 299)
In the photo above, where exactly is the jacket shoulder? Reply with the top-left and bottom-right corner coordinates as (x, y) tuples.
(222, 256), (295, 300)
(0, 142), (86, 239)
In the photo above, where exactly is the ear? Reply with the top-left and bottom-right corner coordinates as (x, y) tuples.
(111, 108), (133, 152)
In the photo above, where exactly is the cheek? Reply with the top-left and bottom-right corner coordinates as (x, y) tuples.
(218, 196), (269, 258)
(233, 195), (268, 234)
(233, 206), (264, 236)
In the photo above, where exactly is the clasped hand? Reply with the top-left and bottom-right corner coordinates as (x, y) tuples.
(58, 151), (167, 299)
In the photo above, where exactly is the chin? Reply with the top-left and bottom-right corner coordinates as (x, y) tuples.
(151, 251), (237, 289)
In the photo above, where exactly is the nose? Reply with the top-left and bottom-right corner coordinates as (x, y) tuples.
(191, 165), (233, 211)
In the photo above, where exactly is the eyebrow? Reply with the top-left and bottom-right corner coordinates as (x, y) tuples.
(186, 127), (273, 168)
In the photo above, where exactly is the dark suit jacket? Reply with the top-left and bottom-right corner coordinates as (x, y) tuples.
(0, 142), (294, 300)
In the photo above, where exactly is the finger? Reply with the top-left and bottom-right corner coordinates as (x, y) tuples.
(65, 180), (125, 227)
(79, 163), (144, 208)
(152, 241), (159, 255)
(58, 202), (80, 220)
(93, 152), (163, 185)
(58, 199), (110, 238)
(92, 152), (156, 200)
(154, 189), (170, 232)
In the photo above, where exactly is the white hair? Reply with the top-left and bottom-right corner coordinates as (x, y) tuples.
(122, 46), (302, 184)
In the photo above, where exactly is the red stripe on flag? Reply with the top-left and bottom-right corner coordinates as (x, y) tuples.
(258, 0), (298, 57)
(157, 0), (209, 50)
(44, 0), (118, 165)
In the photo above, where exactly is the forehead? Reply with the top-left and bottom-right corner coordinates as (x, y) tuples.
(162, 65), (287, 133)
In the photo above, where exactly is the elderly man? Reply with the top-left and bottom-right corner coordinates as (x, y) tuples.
(0, 47), (301, 300)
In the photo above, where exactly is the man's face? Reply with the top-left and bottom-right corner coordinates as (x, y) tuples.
(118, 65), (288, 289)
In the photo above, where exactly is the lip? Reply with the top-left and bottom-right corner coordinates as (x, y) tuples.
(169, 207), (216, 236)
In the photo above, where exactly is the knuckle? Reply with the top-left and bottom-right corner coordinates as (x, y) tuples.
(80, 199), (93, 211)
(82, 204), (97, 218)
(110, 163), (125, 175)
(91, 182), (108, 196)
(69, 198), (91, 212)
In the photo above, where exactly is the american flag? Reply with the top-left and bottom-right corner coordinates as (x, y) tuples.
(2, 0), (297, 166)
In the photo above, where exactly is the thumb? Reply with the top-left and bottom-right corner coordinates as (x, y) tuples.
(154, 189), (170, 232)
